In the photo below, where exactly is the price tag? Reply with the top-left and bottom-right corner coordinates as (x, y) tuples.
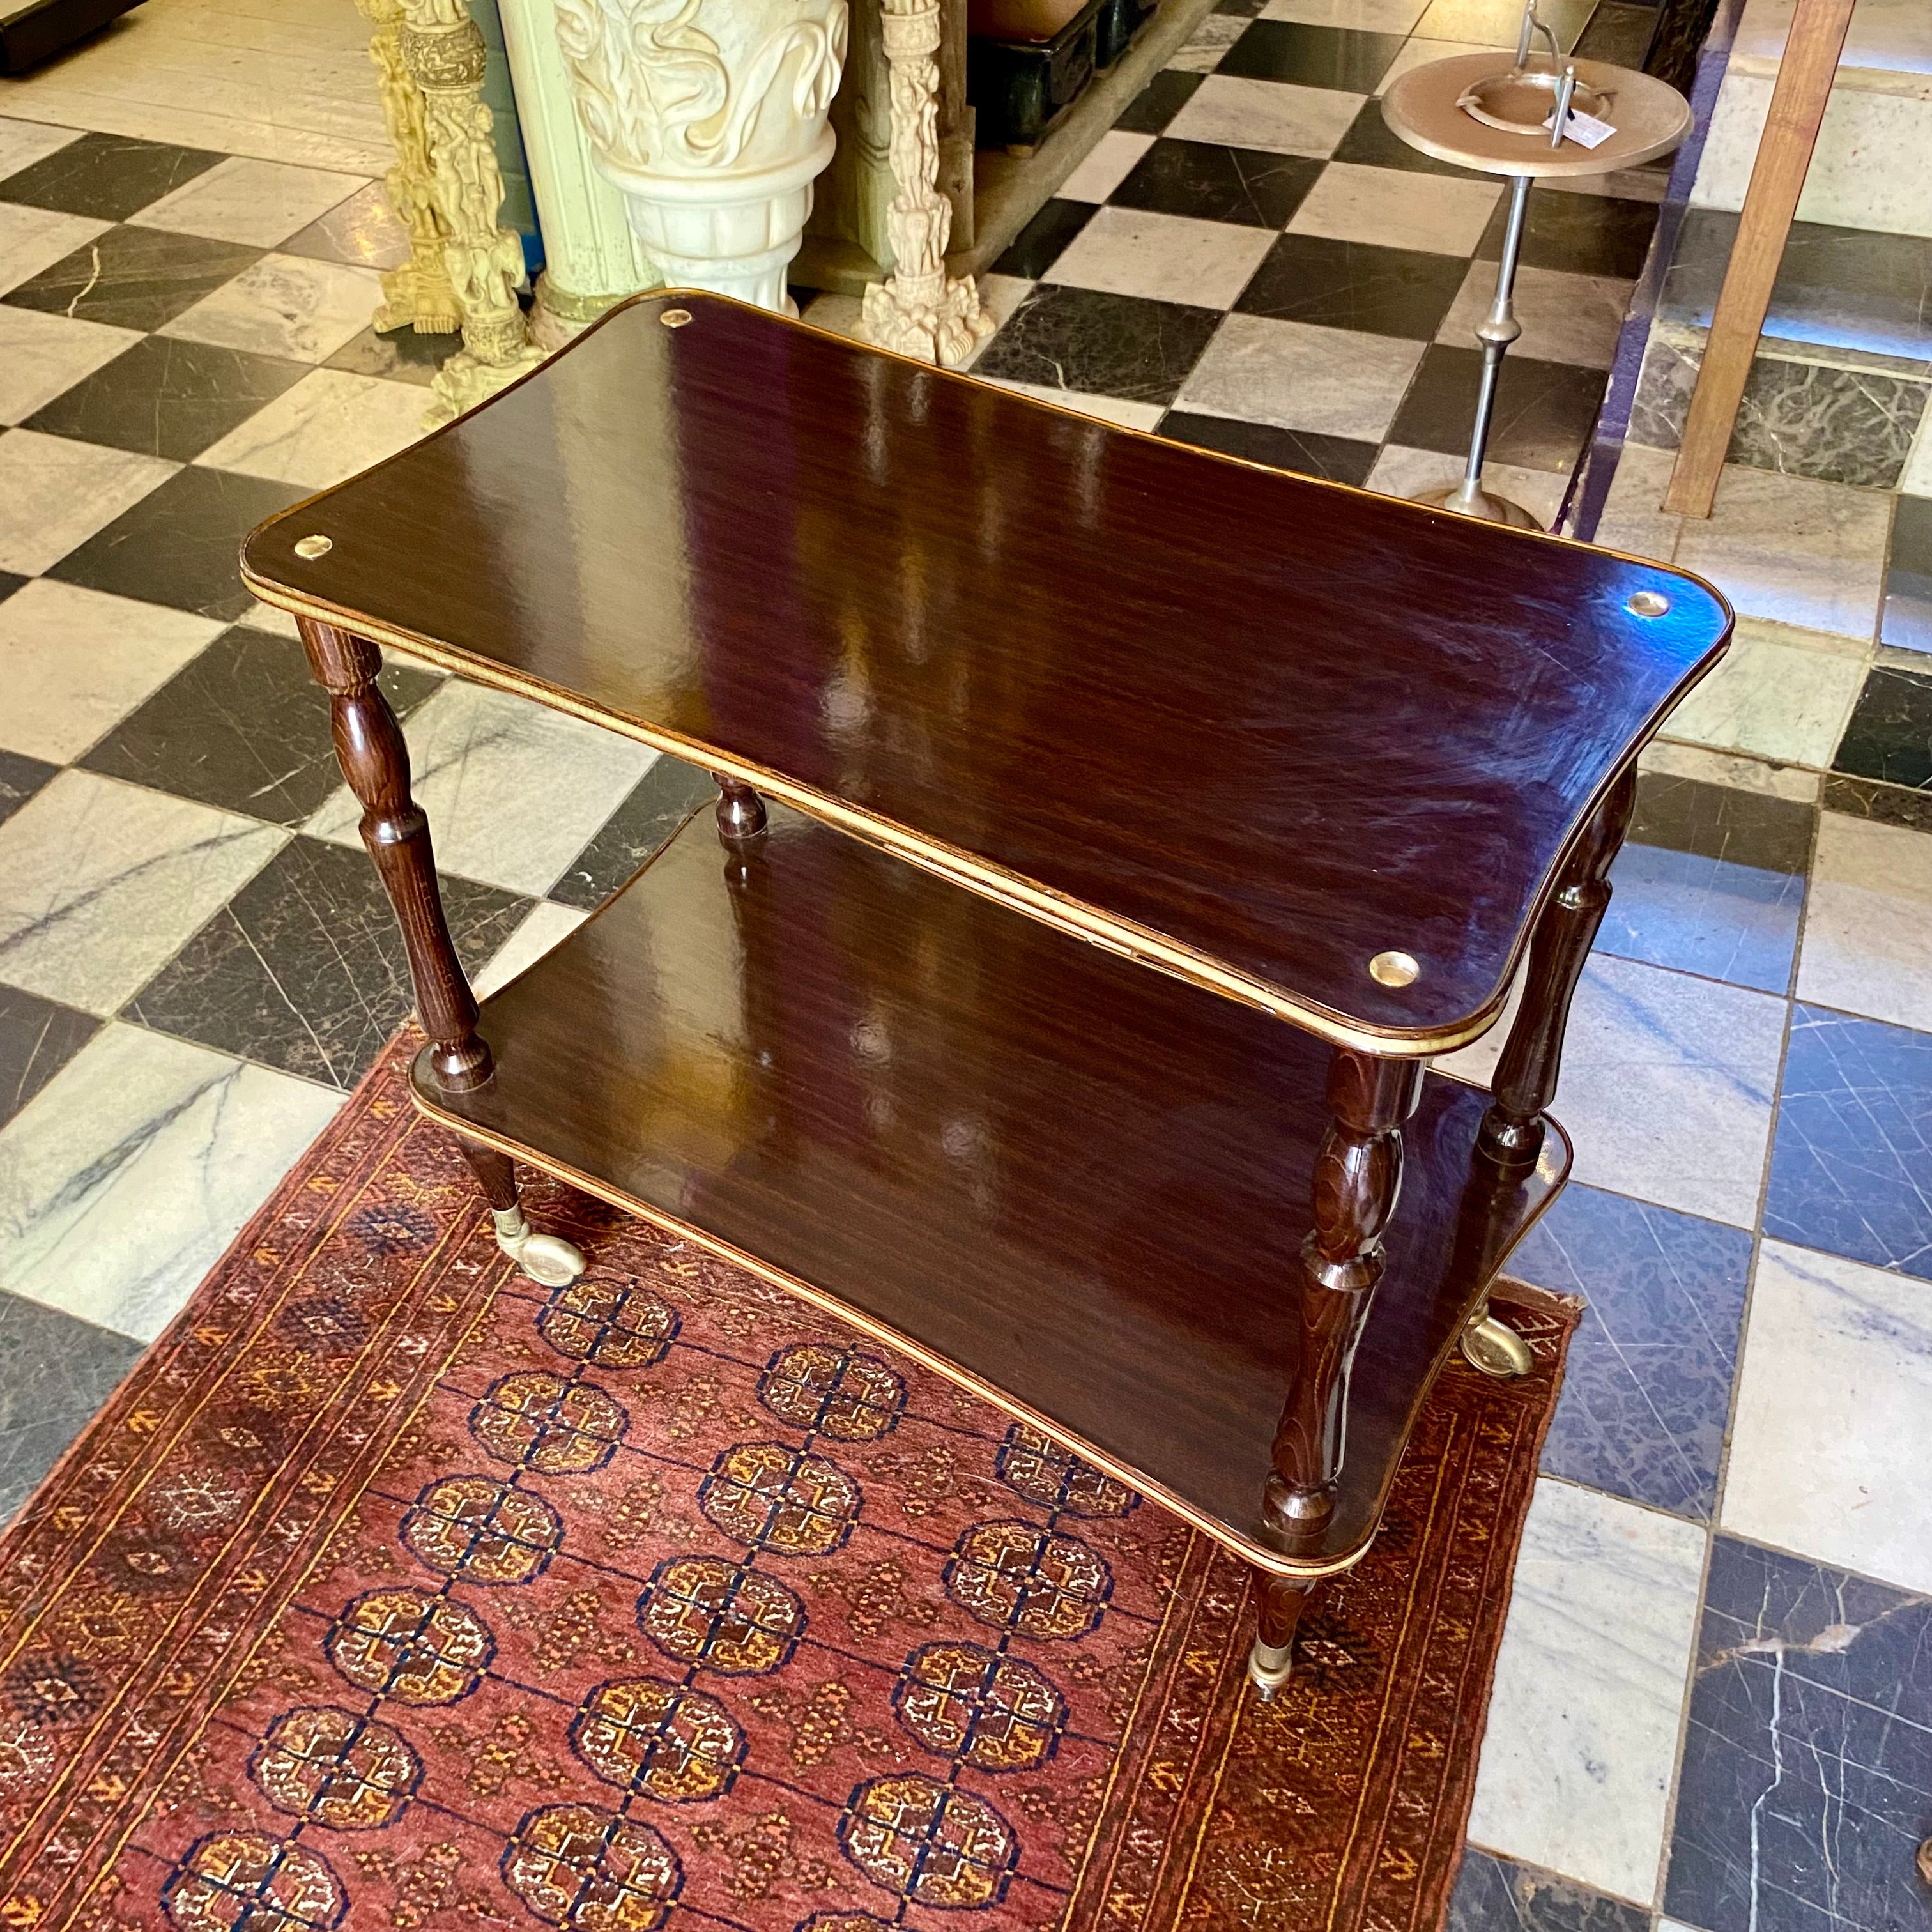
(1545, 105), (1616, 148)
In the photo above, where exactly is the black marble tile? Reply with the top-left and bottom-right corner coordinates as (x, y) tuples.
(0, 130), (221, 220)
(45, 464), (302, 622)
(0, 572), (24, 605)
(0, 1291), (142, 1526)
(1448, 1848), (1650, 1932)
(1821, 773), (1932, 834)
(2, 224), (261, 331)
(550, 755), (719, 911)
(1664, 1537), (1932, 1932)
(970, 283), (1222, 406)
(0, 749), (57, 831)
(128, 834), (528, 1090)
(1113, 69), (1204, 135)
(0, 988), (100, 1131)
(1764, 1004), (1932, 1280)
(993, 197), (1096, 279)
(1508, 1180), (1751, 1519)
(1158, 408), (1378, 484)
(1832, 664), (1932, 790)
(1570, 0), (1658, 65)
(23, 333), (309, 461)
(1108, 138), (1321, 228)
(1387, 343), (1607, 472)
(1215, 20), (1404, 89)
(80, 624), (443, 825)
(1235, 231), (1467, 338)
(1213, 0), (1268, 15)
(1331, 97), (1485, 178)
(1478, 192), (1658, 279)
(1882, 493), (1932, 655)
(323, 324), (461, 388)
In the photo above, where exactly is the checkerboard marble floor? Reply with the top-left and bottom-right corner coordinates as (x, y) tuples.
(2, 4), (1931, 1931)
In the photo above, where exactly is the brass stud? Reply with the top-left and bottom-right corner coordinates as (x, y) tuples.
(1625, 589), (1670, 617)
(659, 308), (693, 328)
(293, 534), (332, 560)
(1368, 950), (1420, 988)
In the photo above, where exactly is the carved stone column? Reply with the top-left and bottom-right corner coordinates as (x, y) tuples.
(356, 0), (462, 335)
(553, 0), (851, 314)
(398, 0), (547, 424)
(858, 0), (991, 366)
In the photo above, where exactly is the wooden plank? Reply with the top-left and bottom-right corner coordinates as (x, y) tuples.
(1662, 0), (1855, 518)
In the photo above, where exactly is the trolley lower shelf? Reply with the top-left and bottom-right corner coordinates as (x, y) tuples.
(416, 802), (1568, 1577)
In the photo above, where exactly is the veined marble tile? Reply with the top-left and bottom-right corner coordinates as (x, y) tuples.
(1636, 740), (1821, 804)
(0, 204), (112, 297)
(1373, 35), (1512, 95)
(1797, 810), (1932, 1029)
(0, 429), (178, 576)
(1046, 204), (1275, 309)
(1411, 0), (1593, 47)
(0, 768), (286, 1014)
(473, 900), (592, 1001)
(280, 178), (411, 270)
(1163, 74), (1365, 157)
(0, 306), (141, 427)
(1722, 1242), (1932, 1593)
(132, 154), (368, 248)
(1903, 410), (1932, 497)
(0, 578), (223, 763)
(1177, 312), (1424, 440)
(1262, 0), (1429, 27)
(976, 378), (1166, 432)
(0, 117), (84, 180)
(0, 1289), (141, 1522)
(1363, 444), (1568, 525)
(1167, 12), (1249, 68)
(0, 1022), (339, 1341)
(1468, 1478), (1706, 1904)
(159, 252), (385, 364)
(1659, 622), (1868, 769)
(1286, 159), (1501, 255)
(304, 679), (658, 898)
(1591, 443), (1682, 567)
(1439, 263), (1631, 369)
(1448, 1850), (1651, 1932)
(1057, 129), (1157, 202)
(195, 366), (427, 488)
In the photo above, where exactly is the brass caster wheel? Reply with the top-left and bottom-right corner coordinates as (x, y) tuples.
(492, 1208), (586, 1287)
(1246, 1636), (1294, 1701)
(1461, 1312), (1533, 1379)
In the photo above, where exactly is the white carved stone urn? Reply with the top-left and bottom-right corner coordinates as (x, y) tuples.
(553, 0), (851, 314)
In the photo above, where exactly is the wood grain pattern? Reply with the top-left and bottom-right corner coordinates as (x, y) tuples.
(247, 292), (1732, 1055)
(414, 804), (1568, 1576)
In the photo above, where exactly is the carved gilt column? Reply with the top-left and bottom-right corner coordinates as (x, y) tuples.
(356, 0), (462, 335)
(398, 0), (548, 424)
(858, 0), (991, 366)
(553, 0), (851, 314)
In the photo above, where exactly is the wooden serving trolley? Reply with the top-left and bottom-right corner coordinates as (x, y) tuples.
(241, 291), (1731, 1694)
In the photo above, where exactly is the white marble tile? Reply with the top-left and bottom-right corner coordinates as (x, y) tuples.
(1636, 738), (1820, 803)
(1165, 74), (1365, 158)
(132, 154), (369, 247)
(0, 203), (112, 297)
(473, 900), (592, 1001)
(1659, 620), (1868, 768)
(1057, 128), (1156, 202)
(1901, 407), (1932, 498)
(976, 378), (1166, 432)
(799, 291), (863, 342)
(305, 680), (657, 898)
(0, 1022), (340, 1342)
(1438, 263), (1632, 367)
(1363, 444), (1569, 519)
(1373, 36), (1512, 95)
(1731, 0), (1932, 72)
(1795, 813), (1932, 1031)
(0, 579), (224, 763)
(1672, 465), (1891, 644)
(1167, 12), (1250, 69)
(1177, 312), (1425, 440)
(0, 769), (286, 1015)
(281, 178), (411, 269)
(1468, 1478), (1706, 1905)
(1287, 160), (1502, 254)
(1263, 0), (1428, 27)
(1722, 1241), (1932, 1596)
(0, 429), (178, 575)
(0, 305), (140, 424)
(243, 597), (303, 641)
(0, 116), (81, 178)
(1590, 442), (1682, 565)
(1412, 0), (1595, 46)
(1045, 204), (1275, 309)
(1442, 952), (1784, 1225)
(159, 252), (385, 364)
(195, 366), (427, 487)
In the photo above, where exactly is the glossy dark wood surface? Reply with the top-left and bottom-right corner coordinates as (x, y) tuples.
(418, 803), (1568, 1574)
(245, 291), (1731, 1051)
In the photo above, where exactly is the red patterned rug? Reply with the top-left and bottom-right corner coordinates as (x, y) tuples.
(0, 1038), (1575, 1932)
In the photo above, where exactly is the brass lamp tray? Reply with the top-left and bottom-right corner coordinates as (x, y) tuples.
(1458, 68), (1614, 135)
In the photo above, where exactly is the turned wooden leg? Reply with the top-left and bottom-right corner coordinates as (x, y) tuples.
(1265, 1047), (1423, 1542)
(298, 615), (583, 1287)
(714, 774), (767, 842)
(1247, 1570), (1318, 1699)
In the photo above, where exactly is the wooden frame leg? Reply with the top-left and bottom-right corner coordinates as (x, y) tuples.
(1247, 1570), (1319, 1699)
(298, 615), (584, 1286)
(1265, 1046), (1423, 1542)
